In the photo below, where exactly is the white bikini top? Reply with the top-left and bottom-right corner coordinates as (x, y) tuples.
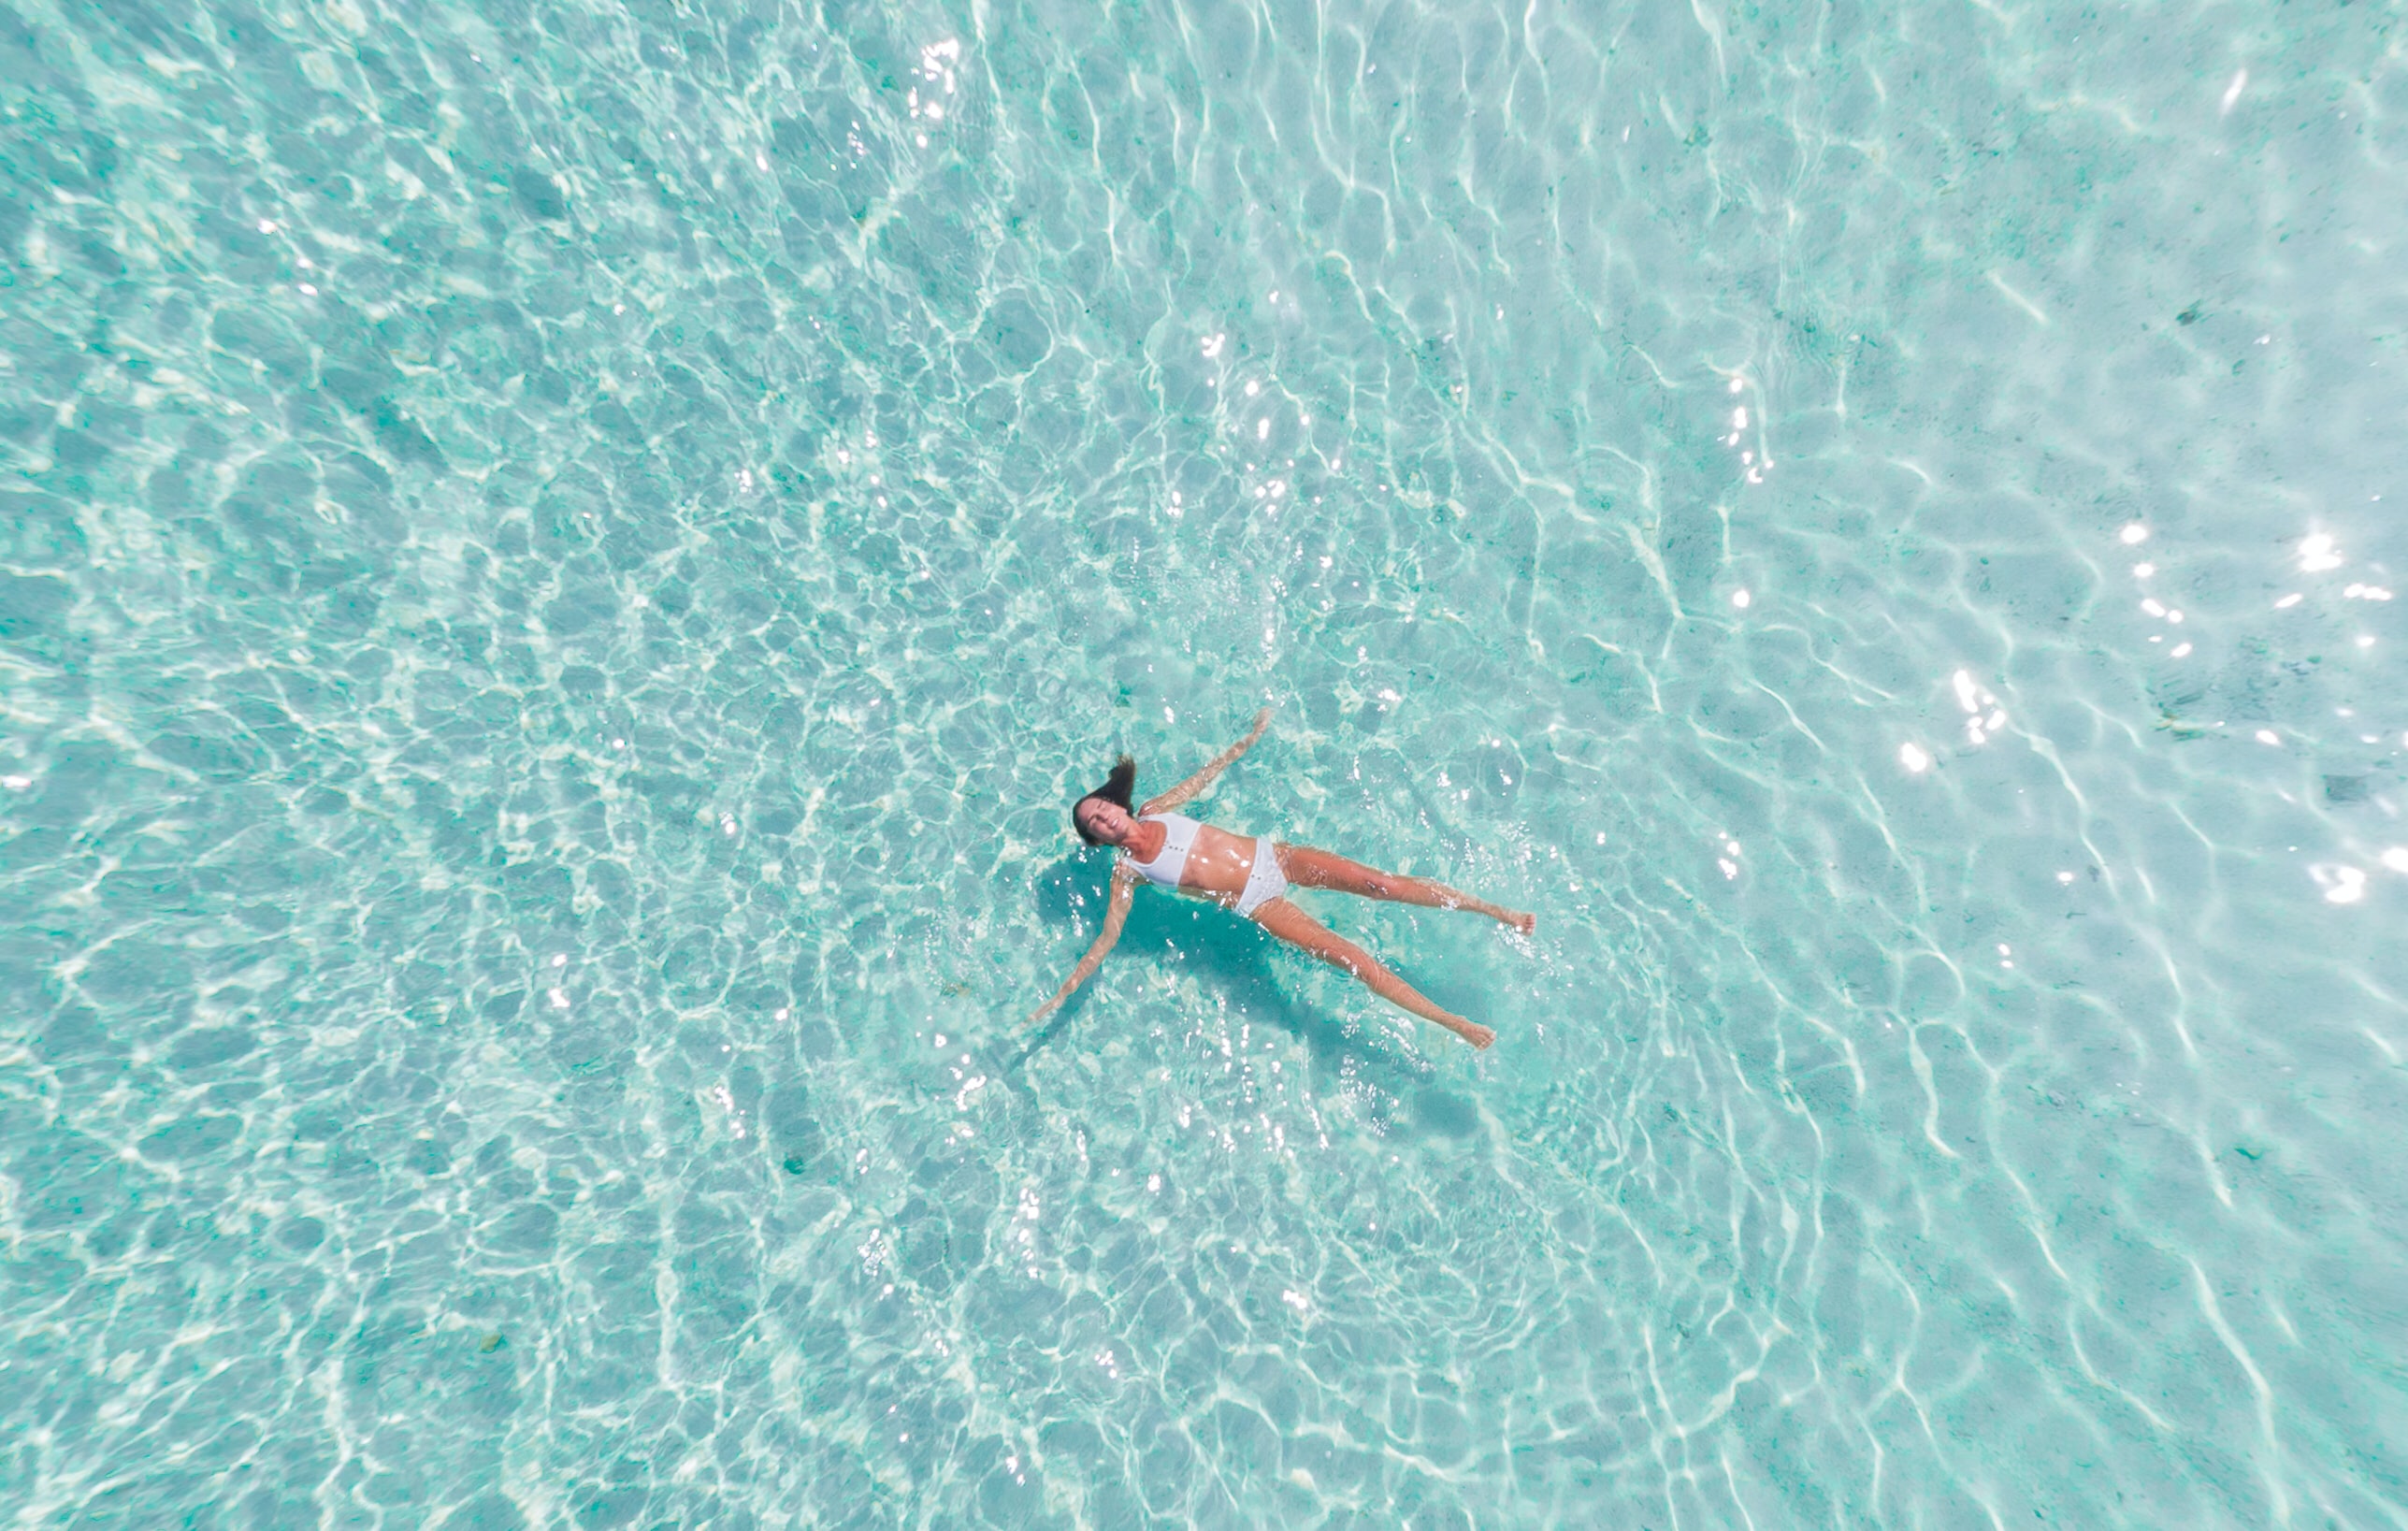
(1123, 813), (1199, 889)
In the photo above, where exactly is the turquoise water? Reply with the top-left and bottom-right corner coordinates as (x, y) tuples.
(4, 0), (2406, 1523)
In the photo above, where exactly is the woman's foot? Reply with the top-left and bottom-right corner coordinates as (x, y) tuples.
(1449, 1018), (1496, 1049)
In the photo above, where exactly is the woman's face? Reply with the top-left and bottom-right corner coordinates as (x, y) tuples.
(1077, 798), (1135, 845)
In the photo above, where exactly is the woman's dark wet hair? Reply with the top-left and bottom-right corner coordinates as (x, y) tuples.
(1071, 755), (1138, 845)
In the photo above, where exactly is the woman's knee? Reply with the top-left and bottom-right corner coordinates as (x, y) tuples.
(1315, 937), (1377, 977)
(1280, 922), (1366, 974)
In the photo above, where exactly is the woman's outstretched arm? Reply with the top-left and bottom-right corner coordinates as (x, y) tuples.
(1141, 707), (1273, 815)
(1029, 866), (1139, 1025)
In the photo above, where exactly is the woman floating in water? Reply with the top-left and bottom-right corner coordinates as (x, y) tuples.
(1029, 708), (1532, 1048)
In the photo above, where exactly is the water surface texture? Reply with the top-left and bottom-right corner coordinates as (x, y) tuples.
(5, 0), (2407, 1524)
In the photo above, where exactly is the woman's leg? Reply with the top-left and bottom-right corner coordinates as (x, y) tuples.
(1278, 845), (1535, 932)
(1249, 898), (1494, 1048)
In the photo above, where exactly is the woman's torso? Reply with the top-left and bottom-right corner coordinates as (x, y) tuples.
(1125, 815), (1263, 899)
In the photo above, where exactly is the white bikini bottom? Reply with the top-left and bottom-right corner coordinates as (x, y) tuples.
(1233, 838), (1290, 918)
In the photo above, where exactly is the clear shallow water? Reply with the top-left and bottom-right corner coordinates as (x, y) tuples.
(3, 0), (2405, 1523)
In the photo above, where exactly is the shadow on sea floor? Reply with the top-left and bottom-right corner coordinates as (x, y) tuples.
(1006, 855), (1482, 1140)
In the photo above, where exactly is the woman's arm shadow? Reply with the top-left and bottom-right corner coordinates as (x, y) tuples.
(1007, 854), (1433, 1098)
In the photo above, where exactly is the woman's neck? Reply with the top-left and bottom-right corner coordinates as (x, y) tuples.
(1126, 819), (1167, 861)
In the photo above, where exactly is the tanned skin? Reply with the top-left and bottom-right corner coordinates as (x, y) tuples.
(1031, 708), (1533, 1049)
